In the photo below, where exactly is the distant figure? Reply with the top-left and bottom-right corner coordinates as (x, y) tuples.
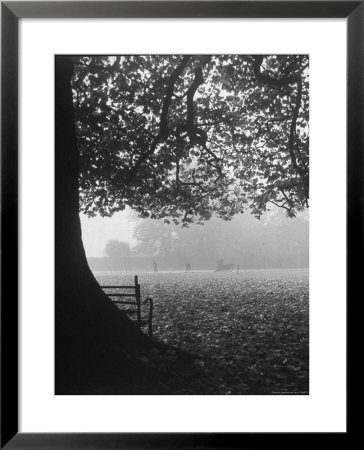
(153, 260), (158, 273)
(185, 263), (191, 273)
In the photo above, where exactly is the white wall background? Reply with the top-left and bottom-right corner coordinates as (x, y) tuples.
(19, 16), (346, 433)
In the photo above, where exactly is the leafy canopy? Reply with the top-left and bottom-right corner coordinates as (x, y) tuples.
(73, 55), (309, 224)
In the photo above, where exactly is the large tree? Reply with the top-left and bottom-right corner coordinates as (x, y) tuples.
(56, 57), (158, 394)
(56, 54), (309, 393)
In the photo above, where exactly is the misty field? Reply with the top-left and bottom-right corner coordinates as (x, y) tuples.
(95, 269), (309, 395)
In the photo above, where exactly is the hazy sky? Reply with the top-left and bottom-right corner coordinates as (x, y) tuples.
(80, 209), (136, 257)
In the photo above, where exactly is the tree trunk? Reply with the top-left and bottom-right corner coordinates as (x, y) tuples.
(55, 57), (153, 394)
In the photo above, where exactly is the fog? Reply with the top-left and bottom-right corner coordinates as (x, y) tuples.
(81, 206), (308, 270)
(81, 210), (135, 257)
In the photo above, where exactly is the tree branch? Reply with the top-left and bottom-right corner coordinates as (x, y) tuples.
(252, 56), (295, 88)
(126, 56), (190, 182)
(252, 56), (309, 204)
(287, 76), (309, 201)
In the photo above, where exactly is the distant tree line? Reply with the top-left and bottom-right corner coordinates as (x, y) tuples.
(98, 208), (308, 270)
(104, 239), (131, 258)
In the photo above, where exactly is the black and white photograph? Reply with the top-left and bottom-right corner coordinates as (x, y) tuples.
(55, 54), (309, 395)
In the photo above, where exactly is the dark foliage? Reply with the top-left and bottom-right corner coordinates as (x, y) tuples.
(73, 55), (309, 223)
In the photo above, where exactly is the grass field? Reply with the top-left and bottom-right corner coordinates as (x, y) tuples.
(95, 269), (309, 394)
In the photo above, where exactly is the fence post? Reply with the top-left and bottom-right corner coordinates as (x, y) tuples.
(135, 275), (141, 330)
(148, 299), (153, 337)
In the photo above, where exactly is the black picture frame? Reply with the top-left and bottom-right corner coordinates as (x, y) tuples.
(1, 1), (359, 448)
